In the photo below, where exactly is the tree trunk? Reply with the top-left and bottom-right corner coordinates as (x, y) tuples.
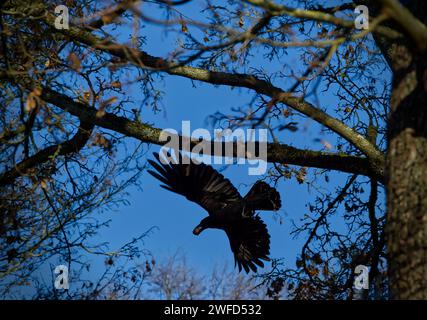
(386, 42), (427, 299)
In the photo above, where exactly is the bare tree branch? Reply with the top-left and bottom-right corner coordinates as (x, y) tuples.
(0, 119), (94, 186)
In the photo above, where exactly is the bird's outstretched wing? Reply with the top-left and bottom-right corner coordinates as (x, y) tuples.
(147, 151), (242, 214)
(225, 215), (271, 273)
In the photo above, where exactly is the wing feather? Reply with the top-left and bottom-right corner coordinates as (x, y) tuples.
(225, 215), (271, 273)
(148, 151), (242, 214)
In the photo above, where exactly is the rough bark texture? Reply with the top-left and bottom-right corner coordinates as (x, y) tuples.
(387, 43), (427, 299)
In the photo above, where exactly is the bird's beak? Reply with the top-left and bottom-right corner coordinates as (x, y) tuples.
(193, 225), (204, 236)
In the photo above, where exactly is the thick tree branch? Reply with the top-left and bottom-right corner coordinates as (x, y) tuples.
(377, 0), (427, 52)
(37, 86), (384, 181)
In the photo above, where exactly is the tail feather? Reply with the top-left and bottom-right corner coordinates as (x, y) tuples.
(244, 181), (281, 211)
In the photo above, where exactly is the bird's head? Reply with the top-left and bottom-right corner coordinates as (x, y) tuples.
(193, 217), (211, 236)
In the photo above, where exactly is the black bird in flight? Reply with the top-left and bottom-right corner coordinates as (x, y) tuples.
(147, 151), (281, 273)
